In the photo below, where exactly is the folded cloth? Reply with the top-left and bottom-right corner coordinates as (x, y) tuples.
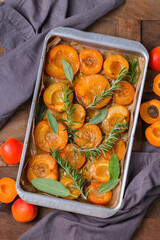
(18, 145), (160, 240)
(0, 0), (124, 129)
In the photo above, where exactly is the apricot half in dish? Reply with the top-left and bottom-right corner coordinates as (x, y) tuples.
(102, 105), (129, 133)
(79, 49), (103, 74)
(34, 120), (68, 152)
(75, 74), (111, 109)
(60, 177), (81, 200)
(45, 45), (79, 79)
(103, 54), (129, 79)
(90, 160), (110, 183)
(27, 154), (58, 183)
(113, 81), (135, 105)
(43, 82), (73, 112)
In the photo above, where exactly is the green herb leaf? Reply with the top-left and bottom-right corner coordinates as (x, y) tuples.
(109, 153), (120, 179)
(35, 95), (47, 124)
(98, 178), (120, 193)
(47, 112), (58, 134)
(32, 178), (70, 197)
(62, 59), (74, 83)
(88, 109), (108, 125)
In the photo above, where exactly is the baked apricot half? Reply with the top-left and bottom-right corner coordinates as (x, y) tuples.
(79, 49), (103, 74)
(113, 81), (135, 105)
(43, 82), (73, 112)
(74, 124), (102, 148)
(90, 160), (110, 182)
(103, 54), (129, 79)
(87, 182), (112, 205)
(75, 74), (111, 109)
(45, 45), (79, 79)
(140, 99), (160, 124)
(60, 144), (85, 170)
(102, 105), (129, 133)
(145, 121), (160, 147)
(153, 74), (160, 96)
(63, 104), (86, 129)
(60, 177), (80, 200)
(34, 120), (68, 152)
(27, 154), (58, 183)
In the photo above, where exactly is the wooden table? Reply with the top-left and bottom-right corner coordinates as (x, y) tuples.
(0, 0), (160, 239)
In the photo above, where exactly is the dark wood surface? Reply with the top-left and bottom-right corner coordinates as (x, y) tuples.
(0, 0), (160, 239)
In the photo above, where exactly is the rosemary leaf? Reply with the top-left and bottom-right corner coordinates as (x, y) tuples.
(109, 153), (120, 179)
(125, 57), (140, 85)
(88, 109), (108, 125)
(35, 95), (47, 124)
(98, 178), (120, 193)
(32, 178), (70, 197)
(62, 59), (74, 83)
(47, 112), (58, 134)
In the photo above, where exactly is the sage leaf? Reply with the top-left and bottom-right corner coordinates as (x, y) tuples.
(88, 109), (108, 125)
(32, 178), (70, 197)
(62, 59), (74, 83)
(109, 153), (120, 179)
(35, 95), (47, 124)
(47, 112), (58, 134)
(98, 178), (120, 193)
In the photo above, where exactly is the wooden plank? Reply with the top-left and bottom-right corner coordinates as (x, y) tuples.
(87, 20), (117, 36)
(117, 20), (141, 41)
(132, 218), (160, 240)
(102, 0), (160, 20)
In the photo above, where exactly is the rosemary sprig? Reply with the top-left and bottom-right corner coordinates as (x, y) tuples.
(50, 148), (88, 200)
(125, 57), (140, 85)
(72, 120), (128, 160)
(84, 68), (127, 109)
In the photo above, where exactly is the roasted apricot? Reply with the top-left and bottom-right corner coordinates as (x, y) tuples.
(75, 74), (111, 109)
(43, 82), (73, 112)
(99, 139), (126, 161)
(63, 104), (86, 129)
(103, 54), (129, 79)
(12, 198), (38, 222)
(90, 160), (110, 182)
(34, 120), (68, 152)
(60, 144), (85, 170)
(74, 124), (102, 148)
(0, 177), (17, 203)
(145, 121), (160, 147)
(87, 182), (112, 205)
(45, 45), (79, 79)
(153, 74), (160, 96)
(60, 177), (80, 199)
(26, 154), (58, 183)
(113, 81), (135, 105)
(140, 99), (160, 124)
(102, 105), (129, 133)
(79, 49), (103, 74)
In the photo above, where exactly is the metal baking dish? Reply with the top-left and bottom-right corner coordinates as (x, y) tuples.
(16, 27), (149, 218)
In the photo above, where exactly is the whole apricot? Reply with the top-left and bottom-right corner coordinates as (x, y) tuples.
(12, 198), (38, 222)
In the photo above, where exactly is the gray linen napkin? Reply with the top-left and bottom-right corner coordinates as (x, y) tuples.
(0, 0), (124, 129)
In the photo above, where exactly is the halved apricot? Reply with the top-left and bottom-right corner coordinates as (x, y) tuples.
(113, 81), (135, 105)
(0, 177), (17, 203)
(34, 120), (68, 152)
(87, 182), (112, 205)
(90, 160), (110, 182)
(79, 49), (103, 74)
(145, 121), (160, 147)
(99, 139), (126, 161)
(74, 124), (102, 148)
(45, 45), (79, 79)
(102, 105), (129, 133)
(63, 104), (86, 129)
(153, 74), (160, 96)
(60, 144), (85, 170)
(43, 82), (73, 112)
(27, 154), (58, 183)
(60, 177), (81, 200)
(103, 54), (129, 79)
(140, 99), (160, 124)
(75, 74), (111, 109)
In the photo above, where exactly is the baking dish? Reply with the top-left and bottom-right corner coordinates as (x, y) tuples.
(16, 27), (149, 218)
